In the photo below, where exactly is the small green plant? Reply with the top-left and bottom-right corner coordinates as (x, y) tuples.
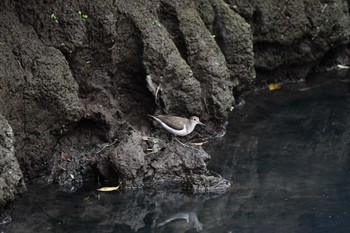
(151, 20), (161, 27)
(50, 13), (59, 24)
(78, 10), (88, 21)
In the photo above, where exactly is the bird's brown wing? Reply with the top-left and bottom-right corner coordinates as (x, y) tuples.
(155, 115), (187, 130)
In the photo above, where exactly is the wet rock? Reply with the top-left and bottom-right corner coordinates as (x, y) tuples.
(47, 119), (114, 192)
(109, 131), (146, 188)
(150, 137), (230, 193)
(195, 0), (255, 92)
(228, 0), (350, 82)
(162, 0), (235, 119)
(116, 0), (239, 120)
(0, 114), (26, 206)
(135, 2), (205, 117)
(99, 130), (231, 194)
(0, 2), (85, 177)
(1, 0), (249, 188)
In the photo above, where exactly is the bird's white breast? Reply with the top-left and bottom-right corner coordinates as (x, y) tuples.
(159, 121), (188, 136)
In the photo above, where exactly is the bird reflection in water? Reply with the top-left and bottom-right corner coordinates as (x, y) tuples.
(156, 212), (203, 232)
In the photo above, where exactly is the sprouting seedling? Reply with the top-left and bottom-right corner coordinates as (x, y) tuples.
(50, 13), (59, 24)
(78, 10), (88, 21)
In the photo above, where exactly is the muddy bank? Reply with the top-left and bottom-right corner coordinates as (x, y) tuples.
(0, 0), (349, 205)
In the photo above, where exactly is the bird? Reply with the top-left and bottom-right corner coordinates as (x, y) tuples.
(157, 212), (203, 232)
(149, 115), (204, 136)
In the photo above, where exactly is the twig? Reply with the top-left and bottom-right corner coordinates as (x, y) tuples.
(58, 165), (66, 171)
(203, 98), (209, 113)
(155, 85), (161, 100)
(17, 60), (24, 73)
(95, 139), (118, 154)
(298, 80), (333, 92)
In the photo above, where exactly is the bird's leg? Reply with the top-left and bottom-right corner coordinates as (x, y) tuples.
(174, 137), (192, 148)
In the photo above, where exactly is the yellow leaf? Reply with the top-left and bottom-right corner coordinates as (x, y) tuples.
(268, 83), (281, 91)
(97, 186), (120, 192)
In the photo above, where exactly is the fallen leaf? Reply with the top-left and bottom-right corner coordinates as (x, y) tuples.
(97, 186), (120, 192)
(337, 64), (349, 69)
(190, 141), (208, 146)
(268, 83), (281, 91)
(61, 151), (71, 161)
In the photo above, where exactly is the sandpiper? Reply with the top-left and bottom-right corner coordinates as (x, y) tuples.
(149, 115), (205, 136)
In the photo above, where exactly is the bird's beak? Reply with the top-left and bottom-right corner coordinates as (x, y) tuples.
(198, 121), (205, 126)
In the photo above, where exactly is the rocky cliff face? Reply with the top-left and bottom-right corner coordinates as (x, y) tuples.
(0, 0), (349, 205)
(229, 0), (350, 82)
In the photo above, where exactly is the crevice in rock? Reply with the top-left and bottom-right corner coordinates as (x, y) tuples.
(47, 117), (111, 192)
(73, 117), (110, 142)
(157, 1), (188, 61)
(313, 45), (350, 72)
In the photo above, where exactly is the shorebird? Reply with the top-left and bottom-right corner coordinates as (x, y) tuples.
(149, 115), (204, 136)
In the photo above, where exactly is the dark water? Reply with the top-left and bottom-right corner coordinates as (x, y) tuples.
(2, 72), (350, 233)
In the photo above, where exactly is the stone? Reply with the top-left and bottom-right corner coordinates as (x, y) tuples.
(0, 114), (26, 206)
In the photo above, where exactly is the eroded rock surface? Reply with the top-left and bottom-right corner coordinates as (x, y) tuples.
(1, 0), (350, 203)
(0, 114), (26, 206)
(1, 0), (245, 195)
(195, 0), (255, 92)
(0, 2), (84, 178)
(106, 130), (230, 193)
(228, 0), (350, 82)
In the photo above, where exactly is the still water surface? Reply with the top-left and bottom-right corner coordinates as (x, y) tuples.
(2, 72), (350, 233)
